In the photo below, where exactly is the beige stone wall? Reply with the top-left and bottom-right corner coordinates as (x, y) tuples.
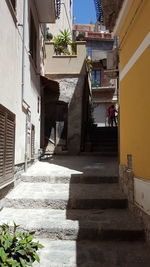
(44, 42), (86, 76)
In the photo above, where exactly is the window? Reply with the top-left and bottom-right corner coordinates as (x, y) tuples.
(10, 0), (16, 10)
(29, 12), (37, 65)
(92, 70), (101, 87)
(31, 125), (35, 159)
(0, 104), (15, 188)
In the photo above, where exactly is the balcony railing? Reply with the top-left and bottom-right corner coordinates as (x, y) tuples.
(44, 41), (87, 76)
(85, 31), (113, 39)
(92, 85), (116, 91)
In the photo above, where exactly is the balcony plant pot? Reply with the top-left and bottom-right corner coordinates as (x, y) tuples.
(76, 32), (85, 41)
(46, 32), (53, 41)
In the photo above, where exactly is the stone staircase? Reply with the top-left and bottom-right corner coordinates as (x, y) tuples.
(0, 160), (150, 266)
(90, 126), (118, 154)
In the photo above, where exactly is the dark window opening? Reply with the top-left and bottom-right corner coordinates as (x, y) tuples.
(30, 11), (37, 66)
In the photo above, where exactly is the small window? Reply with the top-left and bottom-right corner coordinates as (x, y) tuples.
(10, 0), (16, 11)
(29, 11), (37, 66)
(92, 70), (101, 87)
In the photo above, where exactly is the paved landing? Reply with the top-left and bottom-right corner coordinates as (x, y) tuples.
(33, 240), (150, 267)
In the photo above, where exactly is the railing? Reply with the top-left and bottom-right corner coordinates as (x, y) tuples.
(92, 85), (116, 90)
(85, 31), (113, 39)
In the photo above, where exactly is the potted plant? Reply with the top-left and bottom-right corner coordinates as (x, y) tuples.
(46, 32), (53, 41)
(54, 29), (72, 55)
(59, 29), (71, 49)
(70, 42), (77, 55)
(76, 32), (85, 41)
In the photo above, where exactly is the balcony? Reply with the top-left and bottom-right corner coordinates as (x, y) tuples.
(34, 0), (56, 23)
(85, 31), (113, 40)
(44, 41), (87, 76)
(92, 85), (116, 91)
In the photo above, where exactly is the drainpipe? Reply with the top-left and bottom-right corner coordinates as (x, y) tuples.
(20, 0), (30, 171)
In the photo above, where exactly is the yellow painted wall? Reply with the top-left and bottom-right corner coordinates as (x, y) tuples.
(118, 0), (150, 180)
(119, 0), (150, 69)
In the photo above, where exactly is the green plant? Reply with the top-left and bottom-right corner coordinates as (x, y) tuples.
(59, 29), (71, 48)
(46, 32), (53, 41)
(53, 29), (72, 55)
(70, 42), (77, 55)
(76, 32), (85, 41)
(0, 223), (44, 266)
(86, 58), (93, 72)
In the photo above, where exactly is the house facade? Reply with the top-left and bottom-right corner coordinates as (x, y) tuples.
(39, 2), (89, 155)
(47, 0), (73, 37)
(73, 23), (118, 127)
(101, 0), (150, 241)
(0, 0), (56, 191)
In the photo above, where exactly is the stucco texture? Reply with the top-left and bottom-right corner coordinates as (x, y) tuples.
(119, 0), (150, 70)
(120, 47), (150, 180)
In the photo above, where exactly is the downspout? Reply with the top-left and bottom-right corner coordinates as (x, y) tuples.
(21, 0), (30, 172)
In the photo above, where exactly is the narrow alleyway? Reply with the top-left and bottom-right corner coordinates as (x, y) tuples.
(0, 156), (150, 266)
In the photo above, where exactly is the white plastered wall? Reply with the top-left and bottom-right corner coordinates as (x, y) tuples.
(134, 178), (150, 216)
(47, 0), (73, 36)
(0, 0), (42, 165)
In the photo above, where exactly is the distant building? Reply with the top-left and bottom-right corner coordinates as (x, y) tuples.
(73, 23), (118, 127)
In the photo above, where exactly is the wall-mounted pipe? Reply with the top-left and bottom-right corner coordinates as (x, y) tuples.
(21, 0), (30, 172)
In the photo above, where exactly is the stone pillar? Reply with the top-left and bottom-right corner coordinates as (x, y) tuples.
(119, 165), (134, 208)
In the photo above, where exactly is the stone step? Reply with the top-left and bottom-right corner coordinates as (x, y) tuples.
(33, 239), (150, 267)
(22, 174), (118, 184)
(92, 144), (118, 150)
(92, 147), (118, 152)
(4, 182), (127, 209)
(91, 140), (118, 144)
(80, 152), (118, 156)
(0, 208), (144, 241)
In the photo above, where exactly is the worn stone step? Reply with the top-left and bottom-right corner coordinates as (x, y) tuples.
(22, 174), (118, 184)
(80, 152), (118, 156)
(92, 144), (118, 151)
(4, 182), (127, 209)
(33, 239), (150, 267)
(91, 139), (117, 144)
(92, 147), (118, 152)
(0, 208), (144, 241)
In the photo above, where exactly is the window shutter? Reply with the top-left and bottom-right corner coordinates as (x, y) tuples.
(0, 110), (5, 181)
(0, 105), (15, 188)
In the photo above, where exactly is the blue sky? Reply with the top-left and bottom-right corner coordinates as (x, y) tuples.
(73, 0), (96, 24)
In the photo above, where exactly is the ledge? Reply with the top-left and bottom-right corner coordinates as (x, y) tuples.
(92, 86), (116, 90)
(52, 55), (77, 58)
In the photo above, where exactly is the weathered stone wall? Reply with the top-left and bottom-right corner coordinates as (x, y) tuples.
(119, 165), (134, 208)
(119, 164), (150, 245)
(55, 76), (85, 154)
